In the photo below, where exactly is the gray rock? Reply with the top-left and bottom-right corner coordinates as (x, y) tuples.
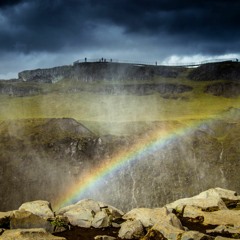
(207, 225), (240, 238)
(92, 211), (110, 228)
(19, 200), (54, 219)
(10, 210), (54, 233)
(166, 196), (227, 212)
(57, 199), (124, 229)
(181, 231), (214, 240)
(143, 219), (184, 240)
(0, 228), (66, 240)
(0, 212), (13, 219)
(197, 188), (240, 205)
(63, 207), (93, 228)
(123, 207), (169, 228)
(183, 205), (240, 226)
(118, 220), (144, 239)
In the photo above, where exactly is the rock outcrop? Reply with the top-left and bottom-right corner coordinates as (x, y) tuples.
(56, 199), (124, 229)
(18, 62), (185, 83)
(205, 82), (240, 97)
(1, 188), (240, 239)
(1, 109), (240, 212)
(188, 61), (240, 81)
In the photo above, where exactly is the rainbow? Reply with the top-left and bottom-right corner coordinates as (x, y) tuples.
(54, 119), (209, 210)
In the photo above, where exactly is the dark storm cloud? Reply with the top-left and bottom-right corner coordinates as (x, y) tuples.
(0, 0), (240, 56)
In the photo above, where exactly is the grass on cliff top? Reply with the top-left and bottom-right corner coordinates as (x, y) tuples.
(0, 76), (240, 135)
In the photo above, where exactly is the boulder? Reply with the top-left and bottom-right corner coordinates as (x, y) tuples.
(0, 228), (66, 240)
(166, 188), (240, 212)
(181, 231), (213, 240)
(19, 200), (54, 219)
(143, 219), (184, 240)
(56, 199), (101, 215)
(92, 211), (110, 228)
(118, 220), (144, 239)
(57, 199), (124, 228)
(10, 210), (54, 233)
(63, 207), (93, 228)
(207, 225), (240, 238)
(166, 197), (227, 212)
(0, 211), (13, 219)
(98, 202), (124, 220)
(123, 207), (169, 228)
(196, 188), (240, 206)
(183, 205), (240, 226)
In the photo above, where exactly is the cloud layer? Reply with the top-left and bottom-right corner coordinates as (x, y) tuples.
(0, 0), (240, 78)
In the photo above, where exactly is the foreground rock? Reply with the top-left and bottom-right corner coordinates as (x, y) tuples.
(10, 210), (54, 233)
(2, 188), (240, 239)
(57, 199), (124, 228)
(166, 188), (240, 212)
(118, 220), (144, 239)
(122, 207), (169, 228)
(0, 228), (66, 240)
(19, 200), (54, 219)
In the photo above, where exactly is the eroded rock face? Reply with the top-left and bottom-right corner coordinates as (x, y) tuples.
(188, 62), (240, 81)
(1, 109), (240, 212)
(205, 82), (240, 97)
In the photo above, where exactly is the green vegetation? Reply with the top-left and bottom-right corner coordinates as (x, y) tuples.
(0, 74), (240, 135)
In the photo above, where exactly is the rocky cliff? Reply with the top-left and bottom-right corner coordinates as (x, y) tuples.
(188, 61), (240, 81)
(0, 108), (240, 212)
(18, 62), (185, 83)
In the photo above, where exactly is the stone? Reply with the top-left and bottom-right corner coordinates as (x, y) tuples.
(215, 237), (240, 240)
(19, 200), (54, 219)
(143, 219), (184, 240)
(181, 231), (214, 240)
(166, 196), (227, 212)
(57, 199), (124, 229)
(196, 188), (240, 206)
(10, 210), (54, 233)
(0, 211), (13, 219)
(207, 225), (240, 238)
(183, 205), (240, 226)
(63, 207), (93, 228)
(56, 199), (101, 215)
(0, 228), (66, 240)
(94, 235), (116, 240)
(98, 202), (124, 220)
(92, 211), (110, 228)
(118, 220), (144, 239)
(123, 207), (169, 228)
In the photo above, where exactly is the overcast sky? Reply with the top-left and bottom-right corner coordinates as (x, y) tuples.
(0, 0), (240, 79)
